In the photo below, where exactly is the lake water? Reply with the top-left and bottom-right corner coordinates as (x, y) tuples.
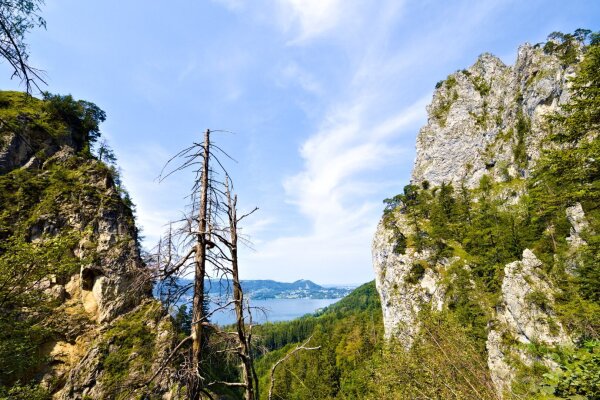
(209, 298), (340, 326)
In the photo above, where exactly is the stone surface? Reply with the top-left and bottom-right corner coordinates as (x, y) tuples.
(0, 104), (175, 398)
(486, 249), (571, 396)
(372, 40), (582, 398)
(566, 202), (589, 247)
(372, 214), (445, 345)
(412, 44), (577, 188)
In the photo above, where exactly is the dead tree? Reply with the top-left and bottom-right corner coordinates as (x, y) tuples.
(223, 176), (258, 400)
(0, 0), (47, 93)
(153, 129), (259, 400)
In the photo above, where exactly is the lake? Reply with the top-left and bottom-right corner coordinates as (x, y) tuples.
(209, 298), (340, 326)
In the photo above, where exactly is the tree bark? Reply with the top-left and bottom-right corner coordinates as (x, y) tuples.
(227, 180), (256, 400)
(190, 129), (211, 400)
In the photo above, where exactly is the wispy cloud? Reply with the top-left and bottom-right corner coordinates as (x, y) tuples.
(128, 0), (520, 283)
(278, 62), (323, 95)
(275, 0), (346, 43)
(235, 0), (506, 283)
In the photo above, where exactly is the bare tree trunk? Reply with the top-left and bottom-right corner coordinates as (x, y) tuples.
(226, 180), (256, 400)
(190, 129), (211, 400)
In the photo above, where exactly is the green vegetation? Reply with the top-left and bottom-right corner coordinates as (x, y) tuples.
(0, 90), (139, 395)
(1, 27), (600, 399)
(542, 29), (599, 67)
(371, 29), (600, 398)
(251, 283), (498, 399)
(513, 110), (530, 168)
(471, 74), (491, 96)
(247, 28), (600, 399)
(253, 281), (383, 400)
(97, 302), (164, 398)
(0, 91), (104, 160)
(431, 76), (459, 127)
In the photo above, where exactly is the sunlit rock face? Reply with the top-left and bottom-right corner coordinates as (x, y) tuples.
(412, 44), (575, 189)
(372, 213), (444, 346)
(486, 249), (571, 395)
(372, 41), (582, 397)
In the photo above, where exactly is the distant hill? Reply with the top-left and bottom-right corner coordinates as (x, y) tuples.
(207, 279), (352, 300)
(161, 278), (353, 300)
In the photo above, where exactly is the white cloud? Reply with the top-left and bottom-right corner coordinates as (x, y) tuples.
(275, 0), (345, 42)
(243, 94), (426, 282)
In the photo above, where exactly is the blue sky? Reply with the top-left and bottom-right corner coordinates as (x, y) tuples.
(1, 0), (598, 284)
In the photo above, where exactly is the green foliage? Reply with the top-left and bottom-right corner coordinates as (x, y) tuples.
(366, 311), (498, 400)
(0, 313), (53, 386)
(98, 302), (162, 397)
(513, 110), (530, 168)
(526, 290), (552, 313)
(174, 304), (192, 336)
(471, 75), (491, 96)
(253, 282), (382, 399)
(406, 260), (426, 284)
(431, 75), (459, 126)
(544, 341), (600, 399)
(543, 30), (591, 67)
(533, 31), (600, 303)
(0, 90), (139, 394)
(0, 382), (50, 400)
(431, 88), (459, 127)
(42, 92), (106, 152)
(445, 75), (458, 89)
(0, 91), (106, 161)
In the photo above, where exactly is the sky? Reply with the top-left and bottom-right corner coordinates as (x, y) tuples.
(1, 0), (599, 284)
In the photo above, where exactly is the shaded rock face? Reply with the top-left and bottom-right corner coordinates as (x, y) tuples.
(0, 96), (176, 398)
(412, 44), (576, 188)
(0, 116), (79, 173)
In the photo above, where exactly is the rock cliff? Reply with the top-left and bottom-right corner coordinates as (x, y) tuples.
(373, 33), (598, 398)
(0, 92), (176, 399)
(412, 43), (575, 188)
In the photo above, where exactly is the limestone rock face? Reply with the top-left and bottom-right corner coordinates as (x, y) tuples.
(486, 249), (571, 395)
(412, 44), (576, 188)
(56, 301), (177, 400)
(372, 40), (582, 398)
(372, 214), (445, 344)
(566, 202), (589, 247)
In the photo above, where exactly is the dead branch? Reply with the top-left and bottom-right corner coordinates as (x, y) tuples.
(268, 336), (321, 400)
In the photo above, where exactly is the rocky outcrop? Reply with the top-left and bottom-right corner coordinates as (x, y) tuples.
(486, 250), (571, 395)
(372, 39), (584, 398)
(0, 92), (176, 398)
(412, 44), (577, 188)
(372, 213), (445, 344)
(566, 202), (589, 247)
(56, 301), (177, 400)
